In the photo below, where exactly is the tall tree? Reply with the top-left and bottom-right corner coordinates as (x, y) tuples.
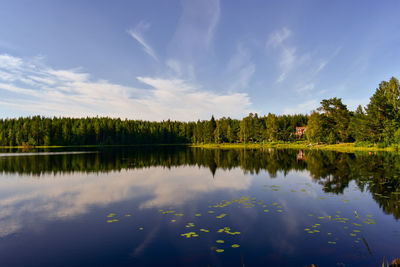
(317, 97), (350, 142)
(306, 111), (327, 143)
(365, 77), (400, 143)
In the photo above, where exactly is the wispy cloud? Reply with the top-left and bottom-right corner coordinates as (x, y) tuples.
(266, 27), (301, 83)
(169, 0), (220, 62)
(267, 27), (291, 48)
(226, 43), (255, 91)
(312, 47), (341, 76)
(127, 21), (159, 61)
(277, 46), (297, 83)
(203, 0), (220, 48)
(165, 59), (195, 80)
(267, 27), (340, 97)
(0, 54), (251, 120)
(296, 83), (315, 94)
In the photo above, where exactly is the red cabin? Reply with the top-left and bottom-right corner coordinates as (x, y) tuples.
(295, 127), (307, 138)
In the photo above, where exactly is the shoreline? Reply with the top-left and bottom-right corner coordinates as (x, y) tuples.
(0, 144), (188, 149)
(0, 142), (398, 153)
(190, 142), (399, 152)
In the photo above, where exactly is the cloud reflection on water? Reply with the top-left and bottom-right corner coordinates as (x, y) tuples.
(0, 166), (252, 237)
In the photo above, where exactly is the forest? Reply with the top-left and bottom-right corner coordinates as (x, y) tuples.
(0, 77), (399, 147)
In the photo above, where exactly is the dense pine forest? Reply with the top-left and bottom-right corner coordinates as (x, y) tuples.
(0, 77), (399, 147)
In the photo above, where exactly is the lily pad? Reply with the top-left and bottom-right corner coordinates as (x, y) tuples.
(216, 213), (227, 219)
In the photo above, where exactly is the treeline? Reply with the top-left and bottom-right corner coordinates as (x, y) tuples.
(0, 112), (307, 146)
(307, 77), (400, 146)
(0, 76), (399, 147)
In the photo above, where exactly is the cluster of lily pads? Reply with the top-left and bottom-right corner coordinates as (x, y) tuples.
(158, 197), (264, 253)
(179, 225), (241, 253)
(105, 195), (287, 253)
(208, 195), (285, 214)
(106, 212), (143, 230)
(304, 210), (376, 245)
(104, 183), (382, 255)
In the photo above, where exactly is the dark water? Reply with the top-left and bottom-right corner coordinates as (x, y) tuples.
(0, 147), (399, 267)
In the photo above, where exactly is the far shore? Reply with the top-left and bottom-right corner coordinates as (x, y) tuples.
(0, 142), (398, 153)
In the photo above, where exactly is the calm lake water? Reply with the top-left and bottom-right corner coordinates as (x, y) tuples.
(0, 147), (399, 267)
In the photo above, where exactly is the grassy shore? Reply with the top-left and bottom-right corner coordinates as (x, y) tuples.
(190, 142), (399, 153)
(1, 142), (398, 153)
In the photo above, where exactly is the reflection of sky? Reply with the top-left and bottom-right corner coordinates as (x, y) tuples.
(0, 166), (252, 237)
(1, 166), (399, 266)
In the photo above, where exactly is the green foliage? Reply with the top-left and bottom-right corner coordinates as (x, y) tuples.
(306, 112), (327, 143)
(307, 97), (351, 143)
(0, 113), (308, 147)
(306, 77), (400, 147)
(365, 77), (400, 143)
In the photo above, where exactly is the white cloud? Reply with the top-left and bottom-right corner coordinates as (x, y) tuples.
(136, 76), (252, 120)
(0, 54), (251, 120)
(128, 21), (159, 61)
(0, 54), (23, 69)
(267, 27), (291, 48)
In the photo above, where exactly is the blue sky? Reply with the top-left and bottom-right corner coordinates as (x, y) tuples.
(1, 0), (399, 121)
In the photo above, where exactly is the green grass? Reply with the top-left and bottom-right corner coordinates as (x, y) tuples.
(190, 142), (399, 152)
(1, 142), (399, 153)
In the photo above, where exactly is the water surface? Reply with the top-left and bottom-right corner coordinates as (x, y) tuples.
(0, 147), (399, 266)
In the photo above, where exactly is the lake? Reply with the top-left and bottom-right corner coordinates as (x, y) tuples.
(0, 146), (399, 266)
